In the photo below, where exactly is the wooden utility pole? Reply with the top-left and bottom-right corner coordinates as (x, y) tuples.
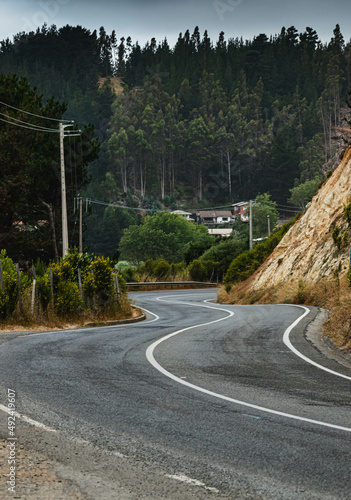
(59, 122), (69, 258)
(249, 200), (253, 250)
(79, 197), (83, 255)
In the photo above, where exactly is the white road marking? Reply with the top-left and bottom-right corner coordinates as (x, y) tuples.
(0, 304), (159, 431)
(0, 404), (57, 432)
(166, 473), (220, 493)
(137, 307), (159, 323)
(146, 297), (351, 433)
(5, 306), (159, 341)
(281, 304), (351, 381)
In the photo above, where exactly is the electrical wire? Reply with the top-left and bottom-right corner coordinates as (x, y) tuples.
(0, 116), (59, 132)
(0, 112), (58, 132)
(85, 198), (302, 216)
(276, 203), (301, 210)
(0, 100), (72, 123)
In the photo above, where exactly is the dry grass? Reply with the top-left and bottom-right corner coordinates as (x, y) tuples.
(219, 275), (351, 353)
(0, 294), (138, 332)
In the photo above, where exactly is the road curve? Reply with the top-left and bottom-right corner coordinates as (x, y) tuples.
(0, 289), (350, 499)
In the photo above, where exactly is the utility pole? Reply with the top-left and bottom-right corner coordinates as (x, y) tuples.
(267, 214), (271, 237)
(249, 199), (253, 250)
(59, 122), (81, 258)
(59, 122), (69, 258)
(79, 196), (83, 255)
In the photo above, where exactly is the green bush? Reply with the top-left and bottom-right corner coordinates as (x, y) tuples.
(153, 259), (171, 279)
(36, 275), (52, 311)
(224, 217), (298, 288)
(202, 260), (220, 281)
(54, 281), (82, 316)
(344, 201), (351, 226)
(188, 260), (208, 281)
(64, 249), (93, 280)
(200, 237), (248, 275)
(83, 256), (115, 309)
(332, 226), (342, 249)
(0, 250), (130, 322)
(119, 266), (138, 282)
(0, 251), (21, 319)
(170, 262), (186, 277)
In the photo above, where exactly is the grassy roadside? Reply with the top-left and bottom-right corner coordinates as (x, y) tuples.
(0, 300), (143, 333)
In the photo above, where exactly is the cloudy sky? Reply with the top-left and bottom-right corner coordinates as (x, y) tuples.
(1, 0), (350, 47)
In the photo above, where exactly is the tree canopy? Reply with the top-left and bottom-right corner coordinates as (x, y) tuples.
(252, 194), (279, 238)
(0, 74), (99, 262)
(1, 22), (350, 262)
(119, 212), (213, 263)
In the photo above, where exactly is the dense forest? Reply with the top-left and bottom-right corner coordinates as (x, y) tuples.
(0, 23), (350, 259)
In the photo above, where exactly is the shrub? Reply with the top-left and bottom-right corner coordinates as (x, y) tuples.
(202, 260), (221, 281)
(83, 256), (115, 309)
(332, 226), (342, 249)
(0, 251), (21, 319)
(153, 259), (171, 279)
(170, 262), (186, 277)
(296, 280), (307, 303)
(188, 260), (208, 281)
(0, 250), (131, 323)
(200, 237), (248, 275)
(54, 281), (82, 316)
(64, 249), (93, 280)
(344, 201), (351, 226)
(119, 266), (138, 282)
(224, 217), (298, 288)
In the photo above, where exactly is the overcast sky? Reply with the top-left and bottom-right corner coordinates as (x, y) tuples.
(1, 0), (351, 47)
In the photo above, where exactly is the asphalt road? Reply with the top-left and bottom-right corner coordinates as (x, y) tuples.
(0, 289), (350, 499)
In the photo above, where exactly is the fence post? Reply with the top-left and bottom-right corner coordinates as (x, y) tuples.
(0, 260), (3, 291)
(31, 265), (39, 315)
(91, 270), (95, 308)
(78, 268), (84, 301)
(31, 279), (36, 316)
(16, 263), (23, 316)
(49, 268), (54, 307)
(114, 273), (120, 297)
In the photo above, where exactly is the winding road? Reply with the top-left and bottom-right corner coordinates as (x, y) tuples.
(0, 289), (350, 499)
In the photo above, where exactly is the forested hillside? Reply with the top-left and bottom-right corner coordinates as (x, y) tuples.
(0, 23), (350, 258)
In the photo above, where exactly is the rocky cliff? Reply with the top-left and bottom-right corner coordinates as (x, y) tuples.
(250, 146), (351, 293)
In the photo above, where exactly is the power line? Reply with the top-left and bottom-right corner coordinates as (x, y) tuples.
(0, 100), (72, 123)
(85, 198), (303, 221)
(0, 112), (58, 132)
(0, 116), (59, 132)
(87, 199), (156, 212)
(276, 207), (301, 214)
(276, 203), (301, 210)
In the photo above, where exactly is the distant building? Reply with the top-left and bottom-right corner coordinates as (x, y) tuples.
(232, 202), (249, 222)
(196, 210), (234, 225)
(171, 209), (194, 221)
(208, 228), (233, 237)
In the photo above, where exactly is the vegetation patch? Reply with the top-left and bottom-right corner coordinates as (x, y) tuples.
(0, 250), (133, 330)
(224, 216), (298, 291)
